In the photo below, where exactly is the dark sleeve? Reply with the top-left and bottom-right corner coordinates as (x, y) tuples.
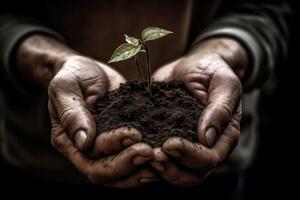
(193, 0), (293, 91)
(0, 5), (63, 95)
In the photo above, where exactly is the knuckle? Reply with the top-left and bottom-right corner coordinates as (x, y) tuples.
(123, 128), (142, 140)
(213, 102), (232, 124)
(48, 73), (76, 97)
(59, 109), (76, 127)
(49, 75), (63, 89)
(222, 101), (233, 119)
(94, 134), (108, 149)
(130, 143), (150, 153)
(164, 137), (184, 150)
(50, 131), (66, 152)
(110, 128), (127, 140)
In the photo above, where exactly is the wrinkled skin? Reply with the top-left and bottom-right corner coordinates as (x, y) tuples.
(17, 35), (160, 188)
(17, 35), (247, 188)
(150, 40), (245, 187)
(48, 56), (160, 188)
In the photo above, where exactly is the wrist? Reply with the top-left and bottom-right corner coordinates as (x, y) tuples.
(188, 37), (249, 80)
(16, 35), (78, 89)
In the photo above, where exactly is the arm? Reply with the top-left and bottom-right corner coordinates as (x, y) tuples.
(151, 0), (292, 187)
(196, 0), (292, 90)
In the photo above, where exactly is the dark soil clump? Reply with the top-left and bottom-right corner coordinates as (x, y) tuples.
(92, 81), (204, 147)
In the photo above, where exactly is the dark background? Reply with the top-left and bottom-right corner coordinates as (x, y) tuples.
(244, 1), (299, 198)
(0, 1), (298, 198)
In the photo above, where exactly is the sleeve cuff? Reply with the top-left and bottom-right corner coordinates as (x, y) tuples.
(1, 23), (64, 95)
(193, 27), (266, 91)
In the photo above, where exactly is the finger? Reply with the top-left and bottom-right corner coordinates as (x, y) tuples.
(89, 127), (142, 158)
(48, 75), (96, 151)
(184, 81), (208, 104)
(52, 125), (153, 184)
(88, 143), (153, 183)
(197, 69), (242, 147)
(61, 57), (110, 107)
(151, 147), (168, 169)
(162, 137), (218, 173)
(105, 168), (160, 189)
(163, 104), (241, 173)
(50, 105), (154, 184)
(212, 103), (241, 161)
(49, 108), (93, 177)
(151, 148), (203, 187)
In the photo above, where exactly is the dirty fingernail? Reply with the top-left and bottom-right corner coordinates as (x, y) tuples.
(152, 162), (165, 172)
(74, 130), (87, 149)
(132, 155), (151, 165)
(205, 127), (217, 147)
(121, 138), (135, 147)
(140, 177), (160, 184)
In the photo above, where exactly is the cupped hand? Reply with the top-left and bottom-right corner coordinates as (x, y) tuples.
(48, 56), (158, 188)
(150, 38), (245, 187)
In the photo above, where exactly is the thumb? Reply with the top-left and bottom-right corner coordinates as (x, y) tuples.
(48, 78), (96, 151)
(197, 74), (242, 147)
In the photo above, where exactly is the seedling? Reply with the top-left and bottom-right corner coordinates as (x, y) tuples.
(108, 27), (173, 96)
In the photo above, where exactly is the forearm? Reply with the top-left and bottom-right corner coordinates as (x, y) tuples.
(0, 14), (68, 94)
(193, 1), (292, 91)
(16, 35), (78, 89)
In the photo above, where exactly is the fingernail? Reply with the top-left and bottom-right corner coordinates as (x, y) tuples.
(74, 130), (87, 149)
(132, 155), (151, 165)
(152, 162), (165, 172)
(205, 127), (217, 147)
(140, 177), (160, 184)
(121, 138), (135, 147)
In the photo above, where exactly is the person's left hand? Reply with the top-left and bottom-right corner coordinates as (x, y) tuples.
(150, 38), (247, 187)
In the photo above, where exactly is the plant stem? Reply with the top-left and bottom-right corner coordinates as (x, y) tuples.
(142, 43), (152, 96)
(134, 54), (144, 81)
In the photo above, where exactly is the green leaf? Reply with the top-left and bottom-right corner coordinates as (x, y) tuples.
(141, 27), (173, 42)
(124, 34), (139, 46)
(108, 43), (141, 63)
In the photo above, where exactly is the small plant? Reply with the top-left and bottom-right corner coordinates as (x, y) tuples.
(108, 27), (173, 96)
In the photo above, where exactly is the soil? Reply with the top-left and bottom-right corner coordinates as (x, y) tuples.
(92, 81), (204, 147)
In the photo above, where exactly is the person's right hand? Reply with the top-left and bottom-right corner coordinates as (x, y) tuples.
(48, 55), (158, 188)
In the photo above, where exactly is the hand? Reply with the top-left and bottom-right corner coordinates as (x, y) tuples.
(48, 56), (159, 188)
(48, 55), (125, 150)
(151, 38), (247, 187)
(17, 35), (158, 188)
